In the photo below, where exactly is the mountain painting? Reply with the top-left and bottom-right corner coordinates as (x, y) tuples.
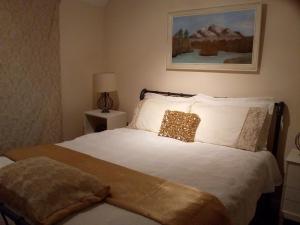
(167, 4), (262, 72)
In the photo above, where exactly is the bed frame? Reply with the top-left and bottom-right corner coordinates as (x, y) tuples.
(140, 89), (285, 225)
(1, 88), (285, 225)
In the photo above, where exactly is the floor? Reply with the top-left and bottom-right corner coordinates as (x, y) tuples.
(284, 219), (300, 225)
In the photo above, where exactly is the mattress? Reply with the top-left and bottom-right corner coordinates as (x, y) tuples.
(0, 128), (282, 225)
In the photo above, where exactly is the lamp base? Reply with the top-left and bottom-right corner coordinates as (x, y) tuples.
(97, 92), (113, 113)
(101, 108), (110, 113)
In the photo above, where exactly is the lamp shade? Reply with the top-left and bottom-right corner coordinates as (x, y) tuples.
(94, 73), (116, 93)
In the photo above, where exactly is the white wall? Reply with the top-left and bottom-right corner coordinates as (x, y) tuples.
(60, 0), (105, 140)
(104, 0), (300, 165)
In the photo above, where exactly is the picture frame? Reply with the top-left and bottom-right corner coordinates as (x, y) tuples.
(167, 3), (262, 72)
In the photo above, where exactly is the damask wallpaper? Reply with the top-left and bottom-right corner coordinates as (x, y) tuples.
(0, 0), (62, 153)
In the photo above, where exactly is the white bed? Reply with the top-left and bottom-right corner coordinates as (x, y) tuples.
(0, 128), (282, 225)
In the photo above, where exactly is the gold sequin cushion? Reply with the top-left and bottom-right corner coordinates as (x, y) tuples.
(158, 110), (200, 142)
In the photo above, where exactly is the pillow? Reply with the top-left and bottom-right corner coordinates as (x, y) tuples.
(191, 103), (250, 147)
(0, 157), (110, 225)
(236, 107), (268, 151)
(192, 93), (275, 112)
(130, 98), (192, 133)
(192, 93), (275, 150)
(129, 92), (195, 130)
(128, 100), (144, 129)
(190, 103), (268, 151)
(144, 93), (194, 103)
(158, 110), (200, 142)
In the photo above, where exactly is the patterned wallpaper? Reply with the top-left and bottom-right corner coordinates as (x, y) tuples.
(0, 0), (62, 153)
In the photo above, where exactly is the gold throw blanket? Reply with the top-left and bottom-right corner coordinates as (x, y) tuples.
(4, 145), (231, 225)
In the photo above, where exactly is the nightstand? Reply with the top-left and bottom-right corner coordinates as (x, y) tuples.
(83, 110), (127, 134)
(282, 149), (300, 223)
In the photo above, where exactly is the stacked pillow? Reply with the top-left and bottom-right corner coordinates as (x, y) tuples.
(190, 94), (274, 151)
(129, 92), (275, 151)
(129, 93), (194, 133)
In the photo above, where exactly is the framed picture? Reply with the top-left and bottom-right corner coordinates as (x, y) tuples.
(167, 3), (262, 72)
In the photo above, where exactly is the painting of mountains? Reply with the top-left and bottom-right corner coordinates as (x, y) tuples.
(167, 3), (262, 72)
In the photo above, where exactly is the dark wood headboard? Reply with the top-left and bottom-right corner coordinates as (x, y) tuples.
(140, 88), (285, 157)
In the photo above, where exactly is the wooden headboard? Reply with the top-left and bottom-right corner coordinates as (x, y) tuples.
(140, 88), (285, 157)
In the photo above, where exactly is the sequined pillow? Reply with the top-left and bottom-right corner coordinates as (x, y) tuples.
(158, 110), (200, 142)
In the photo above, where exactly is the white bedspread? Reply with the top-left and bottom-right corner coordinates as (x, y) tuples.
(0, 128), (282, 225)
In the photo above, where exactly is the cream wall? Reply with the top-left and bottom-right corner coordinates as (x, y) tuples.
(60, 0), (105, 140)
(104, 0), (300, 163)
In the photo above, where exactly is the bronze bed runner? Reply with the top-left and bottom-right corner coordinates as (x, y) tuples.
(4, 145), (231, 225)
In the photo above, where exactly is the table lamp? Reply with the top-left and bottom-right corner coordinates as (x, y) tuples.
(94, 73), (116, 113)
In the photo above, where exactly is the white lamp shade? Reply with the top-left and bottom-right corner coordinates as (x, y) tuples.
(94, 73), (116, 93)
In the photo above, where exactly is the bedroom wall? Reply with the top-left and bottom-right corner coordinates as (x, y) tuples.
(104, 0), (300, 161)
(60, 0), (105, 140)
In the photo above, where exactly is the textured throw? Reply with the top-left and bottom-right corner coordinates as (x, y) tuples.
(4, 145), (231, 225)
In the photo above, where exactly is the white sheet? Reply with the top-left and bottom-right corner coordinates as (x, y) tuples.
(0, 128), (282, 225)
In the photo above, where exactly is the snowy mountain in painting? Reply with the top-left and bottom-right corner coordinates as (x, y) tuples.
(190, 24), (244, 41)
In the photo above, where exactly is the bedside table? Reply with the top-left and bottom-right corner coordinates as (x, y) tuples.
(83, 110), (127, 134)
(282, 149), (300, 223)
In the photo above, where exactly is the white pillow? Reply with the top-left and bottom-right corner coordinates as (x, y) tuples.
(131, 98), (192, 133)
(144, 93), (194, 103)
(129, 93), (194, 131)
(192, 93), (275, 113)
(191, 103), (250, 147)
(192, 94), (275, 150)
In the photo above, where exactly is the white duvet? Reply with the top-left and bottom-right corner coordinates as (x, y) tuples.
(0, 128), (282, 225)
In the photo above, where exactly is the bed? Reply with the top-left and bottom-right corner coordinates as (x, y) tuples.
(0, 89), (285, 225)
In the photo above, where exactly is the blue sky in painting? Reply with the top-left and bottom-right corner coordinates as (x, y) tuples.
(173, 9), (255, 36)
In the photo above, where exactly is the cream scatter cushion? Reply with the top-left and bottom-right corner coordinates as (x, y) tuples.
(236, 107), (268, 151)
(191, 103), (250, 147)
(133, 98), (192, 133)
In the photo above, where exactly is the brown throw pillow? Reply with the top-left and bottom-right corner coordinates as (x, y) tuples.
(158, 110), (200, 142)
(0, 157), (110, 225)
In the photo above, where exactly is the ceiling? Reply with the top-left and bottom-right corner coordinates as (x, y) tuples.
(80, 0), (109, 7)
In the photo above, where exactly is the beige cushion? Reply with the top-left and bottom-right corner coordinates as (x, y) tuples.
(130, 98), (192, 133)
(236, 107), (268, 151)
(0, 157), (110, 225)
(158, 110), (200, 142)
